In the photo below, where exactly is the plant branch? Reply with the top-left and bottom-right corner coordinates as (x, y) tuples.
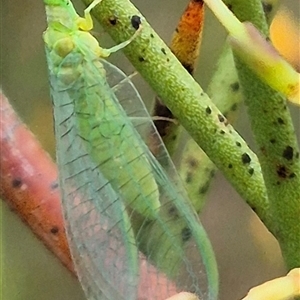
(81, 0), (272, 229)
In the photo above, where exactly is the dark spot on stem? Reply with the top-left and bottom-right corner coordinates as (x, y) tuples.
(188, 157), (198, 168)
(277, 165), (289, 178)
(206, 107), (212, 114)
(277, 117), (284, 125)
(138, 56), (145, 62)
(230, 82), (239, 92)
(50, 226), (59, 234)
(270, 138), (276, 144)
(161, 48), (166, 55)
(131, 15), (141, 30)
(12, 178), (22, 188)
(248, 168), (254, 175)
(228, 164), (233, 169)
(220, 130), (225, 134)
(150, 33), (154, 38)
(181, 227), (192, 242)
(289, 173), (296, 179)
(282, 146), (293, 160)
(218, 114), (225, 122)
(241, 153), (251, 164)
(108, 16), (118, 25)
(236, 141), (242, 147)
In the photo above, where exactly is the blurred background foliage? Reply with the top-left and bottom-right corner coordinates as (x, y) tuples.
(1, 0), (299, 299)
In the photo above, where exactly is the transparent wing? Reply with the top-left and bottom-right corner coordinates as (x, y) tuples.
(103, 59), (219, 299)
(51, 78), (139, 300)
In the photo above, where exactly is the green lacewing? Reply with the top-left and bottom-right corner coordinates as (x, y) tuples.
(43, 0), (218, 299)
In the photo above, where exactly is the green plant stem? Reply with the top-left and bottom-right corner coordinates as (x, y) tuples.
(81, 0), (272, 229)
(179, 43), (244, 213)
(225, 0), (300, 268)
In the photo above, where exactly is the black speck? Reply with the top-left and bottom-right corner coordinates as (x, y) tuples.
(227, 4), (233, 10)
(108, 16), (118, 25)
(277, 165), (288, 178)
(131, 15), (141, 30)
(289, 173), (296, 179)
(296, 152), (299, 159)
(218, 114), (225, 122)
(166, 58), (170, 62)
(12, 178), (22, 188)
(150, 33), (154, 38)
(181, 227), (192, 242)
(270, 138), (276, 144)
(230, 82), (239, 92)
(228, 164), (233, 169)
(248, 168), (254, 175)
(282, 146), (293, 160)
(241, 153), (251, 164)
(186, 172), (193, 183)
(138, 56), (145, 62)
(206, 107), (212, 114)
(175, 27), (179, 33)
(220, 130), (225, 134)
(50, 181), (59, 190)
(50, 226), (59, 234)
(277, 117), (284, 125)
(161, 48), (166, 55)
(236, 141), (242, 147)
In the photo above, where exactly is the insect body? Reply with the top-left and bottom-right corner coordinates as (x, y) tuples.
(43, 0), (219, 299)
(44, 0), (160, 219)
